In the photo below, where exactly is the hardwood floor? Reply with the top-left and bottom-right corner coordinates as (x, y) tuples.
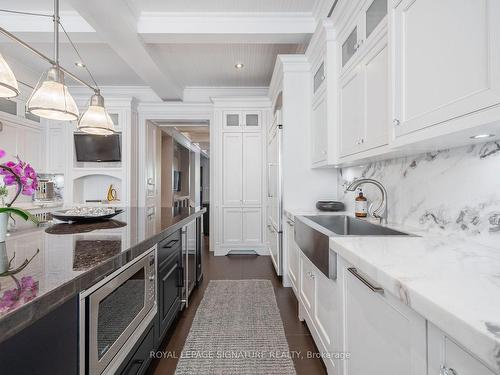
(147, 236), (327, 375)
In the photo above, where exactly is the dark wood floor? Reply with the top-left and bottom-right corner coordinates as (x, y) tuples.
(147, 236), (327, 375)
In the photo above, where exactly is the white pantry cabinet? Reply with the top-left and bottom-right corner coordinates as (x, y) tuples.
(339, 257), (427, 375)
(392, 0), (500, 139)
(222, 207), (262, 245)
(223, 111), (261, 131)
(427, 323), (496, 375)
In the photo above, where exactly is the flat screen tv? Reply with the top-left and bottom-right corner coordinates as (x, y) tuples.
(74, 133), (121, 162)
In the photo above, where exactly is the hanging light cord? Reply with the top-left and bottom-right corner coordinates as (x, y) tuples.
(58, 21), (99, 90)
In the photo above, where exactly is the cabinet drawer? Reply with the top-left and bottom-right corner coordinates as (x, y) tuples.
(428, 323), (496, 375)
(158, 230), (181, 266)
(119, 322), (156, 375)
(158, 251), (181, 341)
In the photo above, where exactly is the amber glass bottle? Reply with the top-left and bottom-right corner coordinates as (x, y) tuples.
(355, 189), (368, 218)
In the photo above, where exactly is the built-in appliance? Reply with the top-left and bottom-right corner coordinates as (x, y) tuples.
(180, 219), (198, 309)
(267, 110), (283, 276)
(79, 247), (156, 375)
(34, 179), (55, 201)
(74, 133), (121, 162)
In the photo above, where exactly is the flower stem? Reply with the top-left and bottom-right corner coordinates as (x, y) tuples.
(0, 165), (22, 207)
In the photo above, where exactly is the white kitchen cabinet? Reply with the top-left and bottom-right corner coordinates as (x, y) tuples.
(299, 253), (316, 316)
(46, 124), (66, 173)
(242, 133), (262, 205)
(339, 31), (389, 157)
(285, 218), (299, 294)
(428, 323), (496, 375)
(223, 111), (261, 131)
(222, 207), (262, 245)
(242, 208), (262, 243)
(222, 208), (244, 244)
(341, 260), (427, 375)
(392, 0), (500, 138)
(311, 92), (328, 164)
(0, 120), (20, 157)
(222, 133), (243, 205)
(21, 127), (43, 172)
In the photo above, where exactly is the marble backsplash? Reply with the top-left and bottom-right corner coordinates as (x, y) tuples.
(338, 141), (500, 248)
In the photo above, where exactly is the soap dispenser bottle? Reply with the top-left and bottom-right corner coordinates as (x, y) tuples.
(355, 188), (368, 218)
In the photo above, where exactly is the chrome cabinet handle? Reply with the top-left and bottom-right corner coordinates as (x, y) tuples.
(348, 267), (384, 294)
(440, 366), (458, 375)
(393, 119), (401, 127)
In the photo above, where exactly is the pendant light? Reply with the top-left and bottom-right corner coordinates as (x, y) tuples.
(0, 53), (19, 98)
(78, 91), (115, 135)
(27, 0), (79, 121)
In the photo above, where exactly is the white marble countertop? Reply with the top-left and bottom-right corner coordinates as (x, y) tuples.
(286, 207), (500, 371)
(330, 231), (500, 372)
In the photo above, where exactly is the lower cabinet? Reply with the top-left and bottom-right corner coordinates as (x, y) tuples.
(428, 323), (496, 375)
(158, 249), (182, 342)
(222, 207), (262, 245)
(285, 218), (299, 294)
(117, 320), (156, 375)
(340, 258), (427, 375)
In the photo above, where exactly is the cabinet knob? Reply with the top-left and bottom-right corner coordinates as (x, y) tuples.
(393, 119), (401, 127)
(440, 367), (458, 375)
(360, 138), (364, 144)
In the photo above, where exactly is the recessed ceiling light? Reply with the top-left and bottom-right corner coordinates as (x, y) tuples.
(470, 134), (495, 139)
(234, 63), (244, 70)
(75, 62), (86, 68)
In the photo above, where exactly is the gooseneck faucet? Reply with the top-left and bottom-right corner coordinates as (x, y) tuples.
(346, 178), (388, 224)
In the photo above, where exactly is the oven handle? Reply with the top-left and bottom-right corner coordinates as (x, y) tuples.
(163, 239), (179, 249)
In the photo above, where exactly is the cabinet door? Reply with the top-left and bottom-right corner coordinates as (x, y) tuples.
(242, 208), (261, 244)
(311, 94), (328, 164)
(363, 36), (389, 150)
(428, 323), (496, 375)
(22, 127), (43, 172)
(343, 265), (427, 375)
(0, 121), (20, 157)
(286, 220), (299, 293)
(340, 68), (364, 157)
(393, 0), (500, 136)
(223, 112), (241, 130)
(222, 208), (243, 244)
(158, 252), (181, 340)
(299, 254), (316, 317)
(47, 125), (65, 173)
(365, 0), (388, 39)
(341, 26), (359, 69)
(242, 111), (261, 131)
(222, 133), (243, 205)
(242, 133), (261, 205)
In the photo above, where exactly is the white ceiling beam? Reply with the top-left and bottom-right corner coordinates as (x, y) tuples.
(67, 0), (183, 100)
(138, 12), (316, 44)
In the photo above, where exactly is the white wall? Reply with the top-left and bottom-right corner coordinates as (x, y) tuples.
(338, 141), (500, 248)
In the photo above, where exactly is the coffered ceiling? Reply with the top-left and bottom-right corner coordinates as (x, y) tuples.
(0, 0), (332, 101)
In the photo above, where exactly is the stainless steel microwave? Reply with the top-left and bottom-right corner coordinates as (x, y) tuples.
(79, 247), (157, 375)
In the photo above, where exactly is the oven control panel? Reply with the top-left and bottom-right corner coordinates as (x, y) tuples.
(147, 251), (156, 304)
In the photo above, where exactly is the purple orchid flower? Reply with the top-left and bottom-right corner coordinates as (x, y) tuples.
(0, 149), (39, 206)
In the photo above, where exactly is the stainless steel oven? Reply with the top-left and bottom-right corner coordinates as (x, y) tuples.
(80, 247), (156, 375)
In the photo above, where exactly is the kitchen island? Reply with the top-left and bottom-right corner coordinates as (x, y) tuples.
(0, 206), (205, 375)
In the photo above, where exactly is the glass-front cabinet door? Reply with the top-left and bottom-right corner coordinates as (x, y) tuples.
(342, 27), (358, 68)
(365, 0), (388, 39)
(223, 112), (241, 130)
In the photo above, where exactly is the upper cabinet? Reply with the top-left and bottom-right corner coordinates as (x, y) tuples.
(223, 111), (261, 131)
(392, 0), (500, 142)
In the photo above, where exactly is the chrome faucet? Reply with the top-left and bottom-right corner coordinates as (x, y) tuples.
(345, 178), (388, 224)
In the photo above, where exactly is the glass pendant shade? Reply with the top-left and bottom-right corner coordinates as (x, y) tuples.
(77, 92), (115, 135)
(0, 53), (19, 98)
(27, 67), (79, 121)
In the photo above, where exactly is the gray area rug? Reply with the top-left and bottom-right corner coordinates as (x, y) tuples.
(175, 279), (297, 375)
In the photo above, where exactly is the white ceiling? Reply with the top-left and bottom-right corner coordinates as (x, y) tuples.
(148, 43), (298, 87)
(0, 0), (325, 99)
(129, 0), (318, 13)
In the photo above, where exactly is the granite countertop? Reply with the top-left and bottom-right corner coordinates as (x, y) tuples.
(326, 229), (500, 372)
(0, 206), (205, 343)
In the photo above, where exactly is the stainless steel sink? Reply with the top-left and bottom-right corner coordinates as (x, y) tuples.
(294, 215), (413, 280)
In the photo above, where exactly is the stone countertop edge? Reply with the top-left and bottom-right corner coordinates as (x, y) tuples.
(0, 209), (205, 344)
(329, 235), (500, 374)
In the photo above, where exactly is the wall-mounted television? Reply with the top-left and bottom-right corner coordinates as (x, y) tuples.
(173, 171), (181, 192)
(74, 133), (121, 162)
